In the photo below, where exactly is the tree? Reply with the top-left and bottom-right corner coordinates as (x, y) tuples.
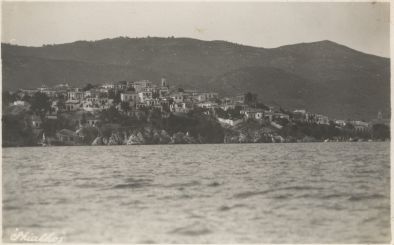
(56, 99), (66, 112)
(148, 109), (163, 128)
(112, 92), (121, 105)
(152, 91), (160, 99)
(214, 108), (228, 119)
(108, 90), (115, 99)
(99, 106), (123, 123)
(2, 114), (36, 146)
(78, 127), (99, 144)
(2, 91), (14, 109)
(244, 92), (258, 107)
(372, 124), (390, 140)
(2, 91), (10, 104)
(227, 107), (242, 119)
(256, 102), (269, 110)
(30, 92), (51, 117)
(81, 113), (87, 125)
(22, 94), (32, 103)
(82, 83), (94, 91)
(120, 102), (130, 113)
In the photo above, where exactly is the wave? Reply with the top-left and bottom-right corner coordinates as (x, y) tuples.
(320, 193), (350, 199)
(3, 205), (20, 210)
(218, 203), (248, 211)
(233, 190), (274, 199)
(75, 183), (100, 188)
(112, 177), (153, 189)
(348, 194), (387, 201)
(279, 186), (325, 191)
(137, 239), (156, 244)
(169, 223), (212, 236)
(161, 180), (201, 189)
(183, 161), (200, 165)
(112, 182), (150, 189)
(207, 181), (221, 187)
(234, 186), (324, 199)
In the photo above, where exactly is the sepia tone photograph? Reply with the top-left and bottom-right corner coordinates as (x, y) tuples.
(1, 1), (391, 243)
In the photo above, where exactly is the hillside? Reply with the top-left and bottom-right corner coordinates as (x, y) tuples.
(1, 37), (390, 120)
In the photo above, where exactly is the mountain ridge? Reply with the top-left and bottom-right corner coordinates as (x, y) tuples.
(1, 37), (390, 120)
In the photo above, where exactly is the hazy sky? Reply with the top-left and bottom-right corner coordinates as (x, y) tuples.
(1, 1), (390, 57)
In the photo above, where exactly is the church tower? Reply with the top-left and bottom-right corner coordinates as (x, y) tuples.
(161, 78), (168, 88)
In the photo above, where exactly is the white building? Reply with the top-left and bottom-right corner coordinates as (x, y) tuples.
(197, 102), (219, 109)
(121, 92), (138, 102)
(170, 102), (191, 113)
(217, 118), (243, 126)
(65, 100), (81, 111)
(349, 120), (370, 131)
(315, 114), (330, 125)
(171, 93), (184, 103)
(240, 108), (265, 120)
(82, 101), (100, 113)
(335, 120), (347, 127)
(84, 89), (100, 99)
(138, 91), (153, 102)
(132, 80), (153, 92)
(13, 100), (29, 106)
(67, 91), (84, 101)
(195, 92), (219, 102)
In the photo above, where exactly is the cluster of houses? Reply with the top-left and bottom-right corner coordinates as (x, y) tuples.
(18, 79), (222, 115)
(13, 78), (388, 145)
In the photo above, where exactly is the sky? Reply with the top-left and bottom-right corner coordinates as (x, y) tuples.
(1, 1), (390, 57)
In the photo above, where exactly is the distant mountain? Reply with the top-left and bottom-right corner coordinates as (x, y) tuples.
(1, 37), (390, 120)
(209, 66), (319, 108)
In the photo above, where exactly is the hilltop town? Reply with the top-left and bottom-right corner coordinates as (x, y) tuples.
(2, 78), (390, 147)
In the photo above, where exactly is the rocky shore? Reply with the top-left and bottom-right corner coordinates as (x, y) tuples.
(91, 127), (201, 146)
(85, 127), (366, 146)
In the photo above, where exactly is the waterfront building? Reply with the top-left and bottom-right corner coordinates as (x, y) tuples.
(56, 129), (80, 144)
(31, 115), (42, 128)
(315, 114), (330, 125)
(370, 111), (390, 127)
(335, 120), (347, 127)
(349, 120), (370, 131)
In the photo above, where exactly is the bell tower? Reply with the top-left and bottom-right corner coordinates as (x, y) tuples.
(161, 78), (168, 88)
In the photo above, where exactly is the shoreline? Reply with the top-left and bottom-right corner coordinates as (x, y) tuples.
(2, 140), (389, 148)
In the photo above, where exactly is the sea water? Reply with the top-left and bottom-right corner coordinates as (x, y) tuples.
(2, 142), (390, 243)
